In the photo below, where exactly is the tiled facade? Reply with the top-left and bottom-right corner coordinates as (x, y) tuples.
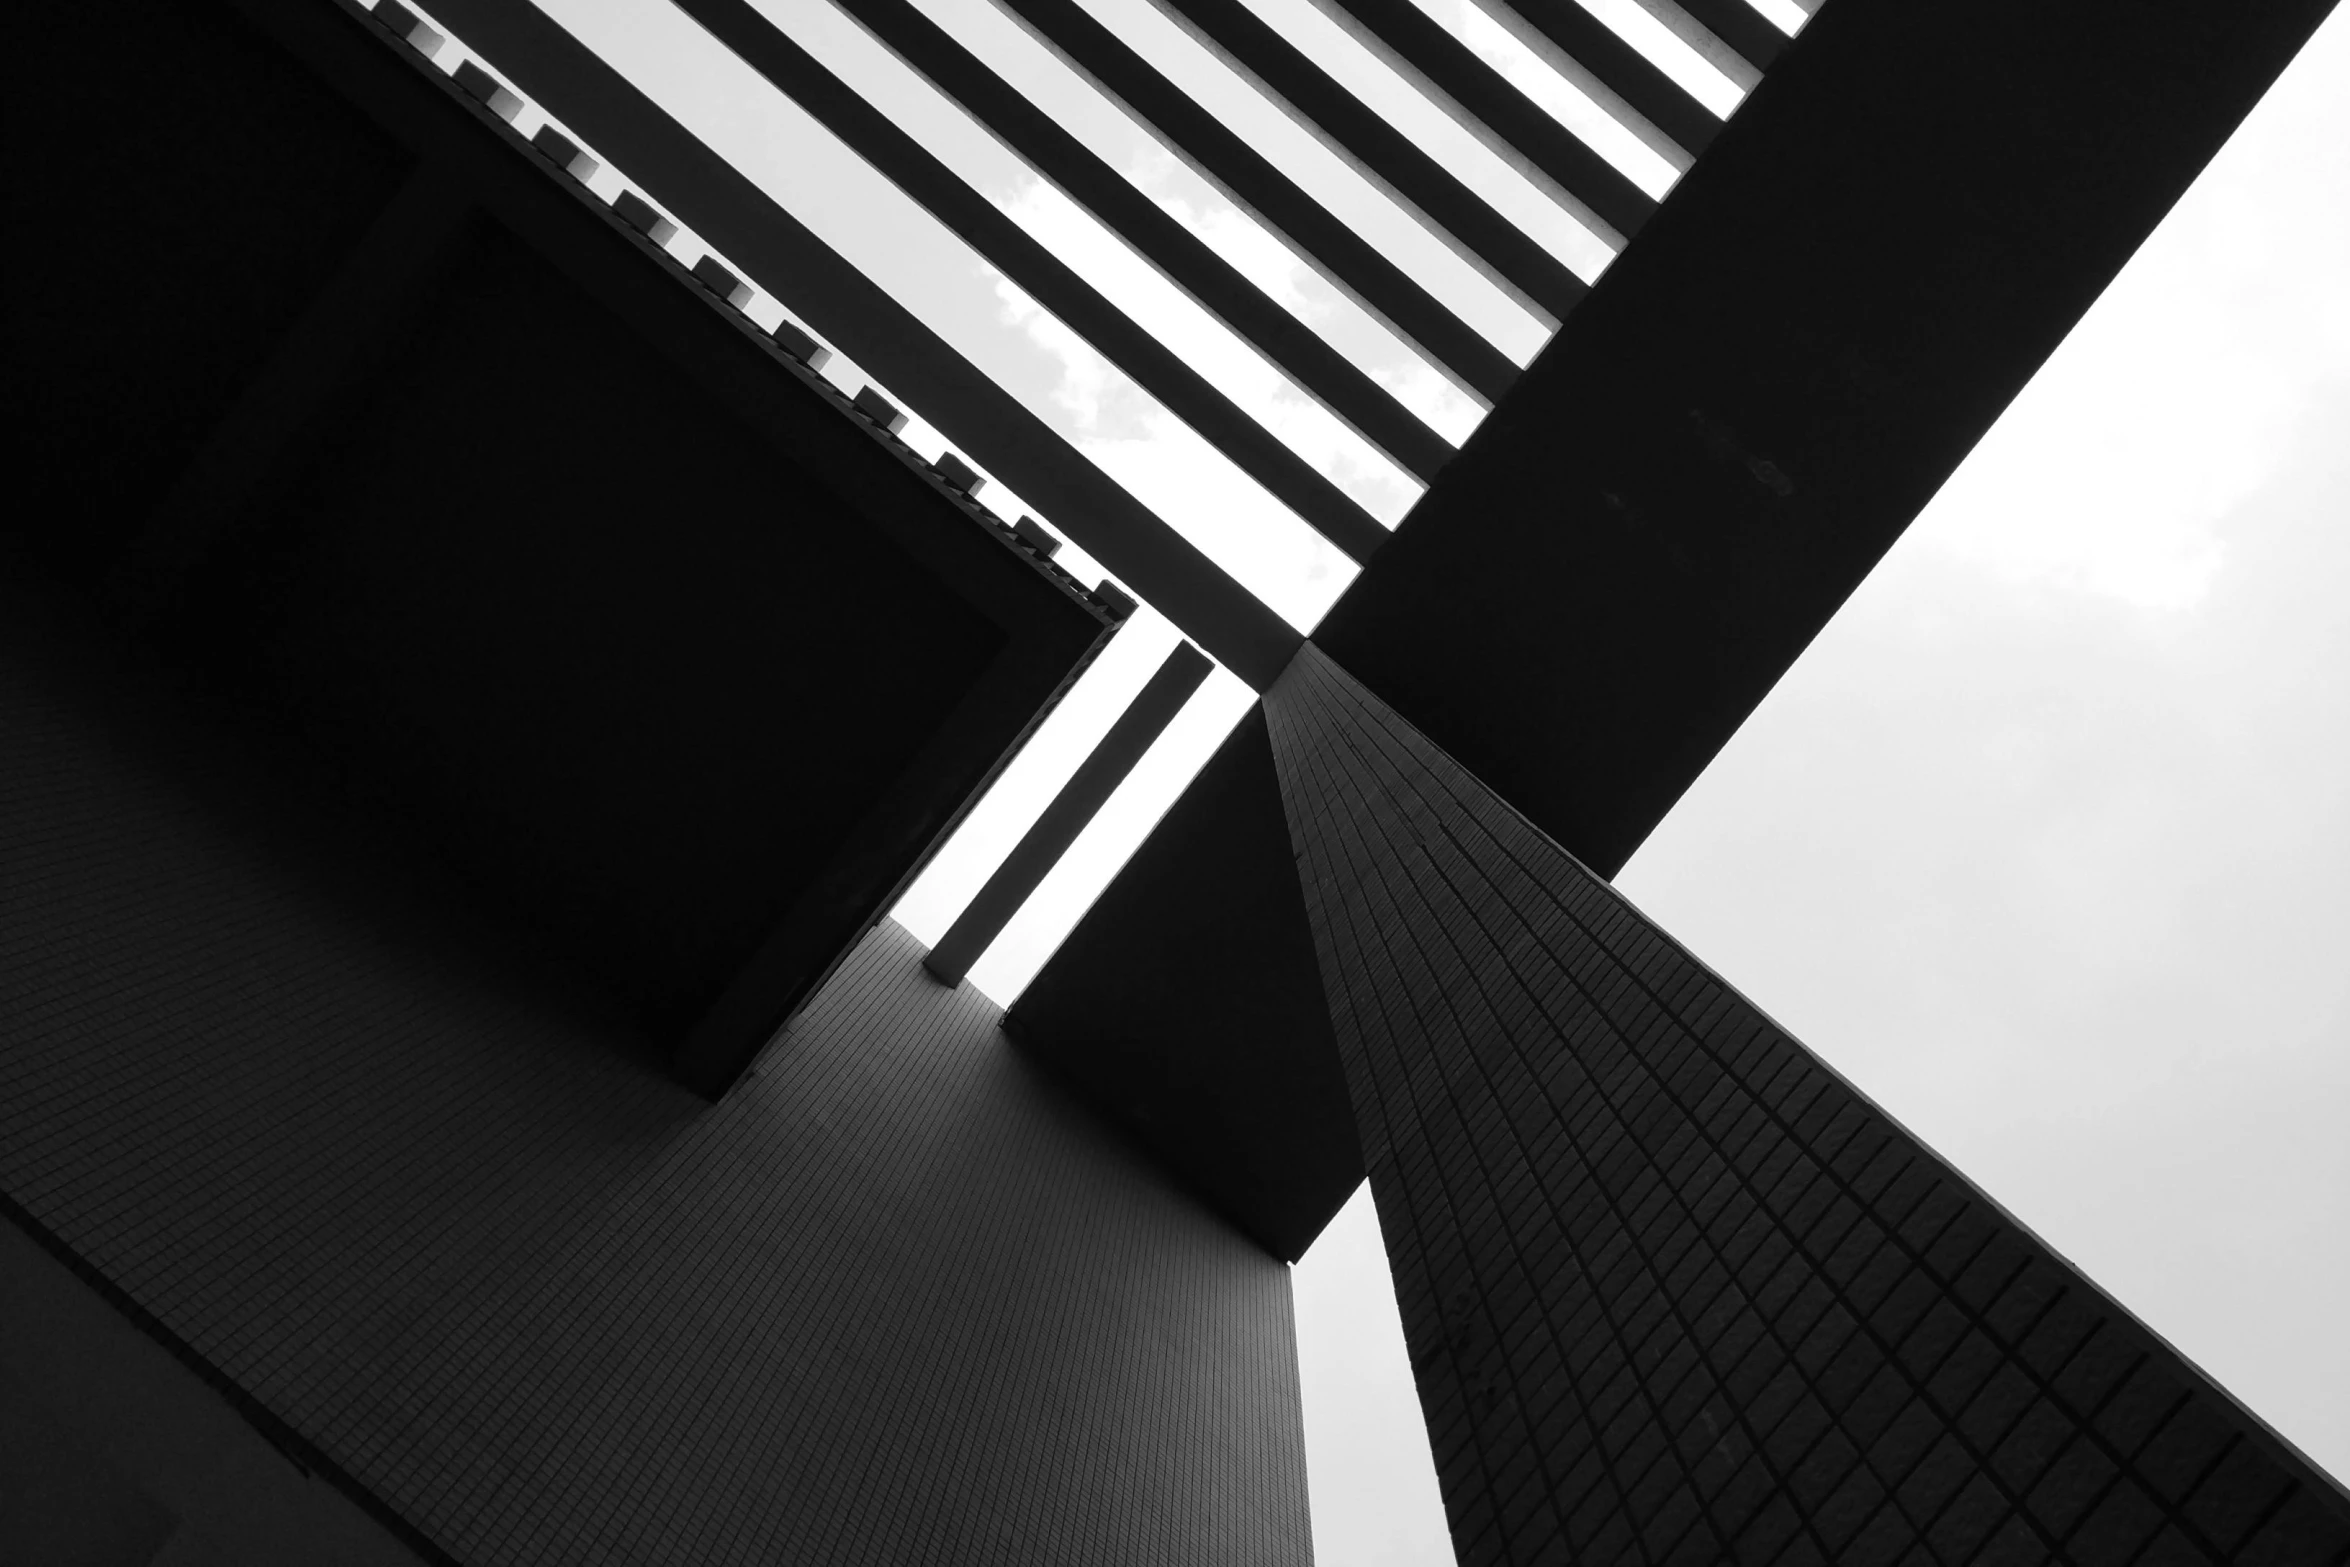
(1268, 644), (2350, 1567)
(0, 617), (1310, 1567)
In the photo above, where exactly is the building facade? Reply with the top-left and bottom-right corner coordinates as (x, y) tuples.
(5, 0), (2346, 1562)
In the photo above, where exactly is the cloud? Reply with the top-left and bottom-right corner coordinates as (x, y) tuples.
(992, 278), (1122, 433)
(1372, 359), (1484, 446)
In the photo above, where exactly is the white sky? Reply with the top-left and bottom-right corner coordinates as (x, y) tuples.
(400, 0), (2349, 1557)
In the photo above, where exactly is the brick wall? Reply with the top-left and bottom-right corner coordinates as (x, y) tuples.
(1266, 643), (2349, 1567)
(0, 604), (1311, 1566)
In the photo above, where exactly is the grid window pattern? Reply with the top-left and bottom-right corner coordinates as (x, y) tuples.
(1265, 643), (2350, 1567)
(0, 619), (1310, 1567)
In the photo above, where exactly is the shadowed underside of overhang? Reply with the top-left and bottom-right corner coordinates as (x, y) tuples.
(7, 0), (1113, 1098)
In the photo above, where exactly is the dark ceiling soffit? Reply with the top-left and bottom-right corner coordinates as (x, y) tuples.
(676, 629), (1113, 1096)
(422, 0), (1304, 690)
(1316, 0), (2344, 878)
(209, 0), (1119, 1097)
(116, 164), (480, 605)
(662, 0), (1389, 567)
(268, 0), (1110, 645)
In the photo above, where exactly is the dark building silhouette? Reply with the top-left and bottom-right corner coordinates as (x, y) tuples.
(4, 0), (2346, 1562)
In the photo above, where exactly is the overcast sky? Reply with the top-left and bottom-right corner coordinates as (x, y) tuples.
(423, 0), (2347, 1557)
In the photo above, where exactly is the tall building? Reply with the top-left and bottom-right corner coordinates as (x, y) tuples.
(3, 0), (2344, 1563)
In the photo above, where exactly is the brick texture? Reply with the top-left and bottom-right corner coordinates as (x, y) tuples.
(0, 612), (1311, 1567)
(1265, 644), (2349, 1567)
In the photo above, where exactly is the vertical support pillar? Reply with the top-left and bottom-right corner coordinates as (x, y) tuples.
(1265, 643), (2349, 1567)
